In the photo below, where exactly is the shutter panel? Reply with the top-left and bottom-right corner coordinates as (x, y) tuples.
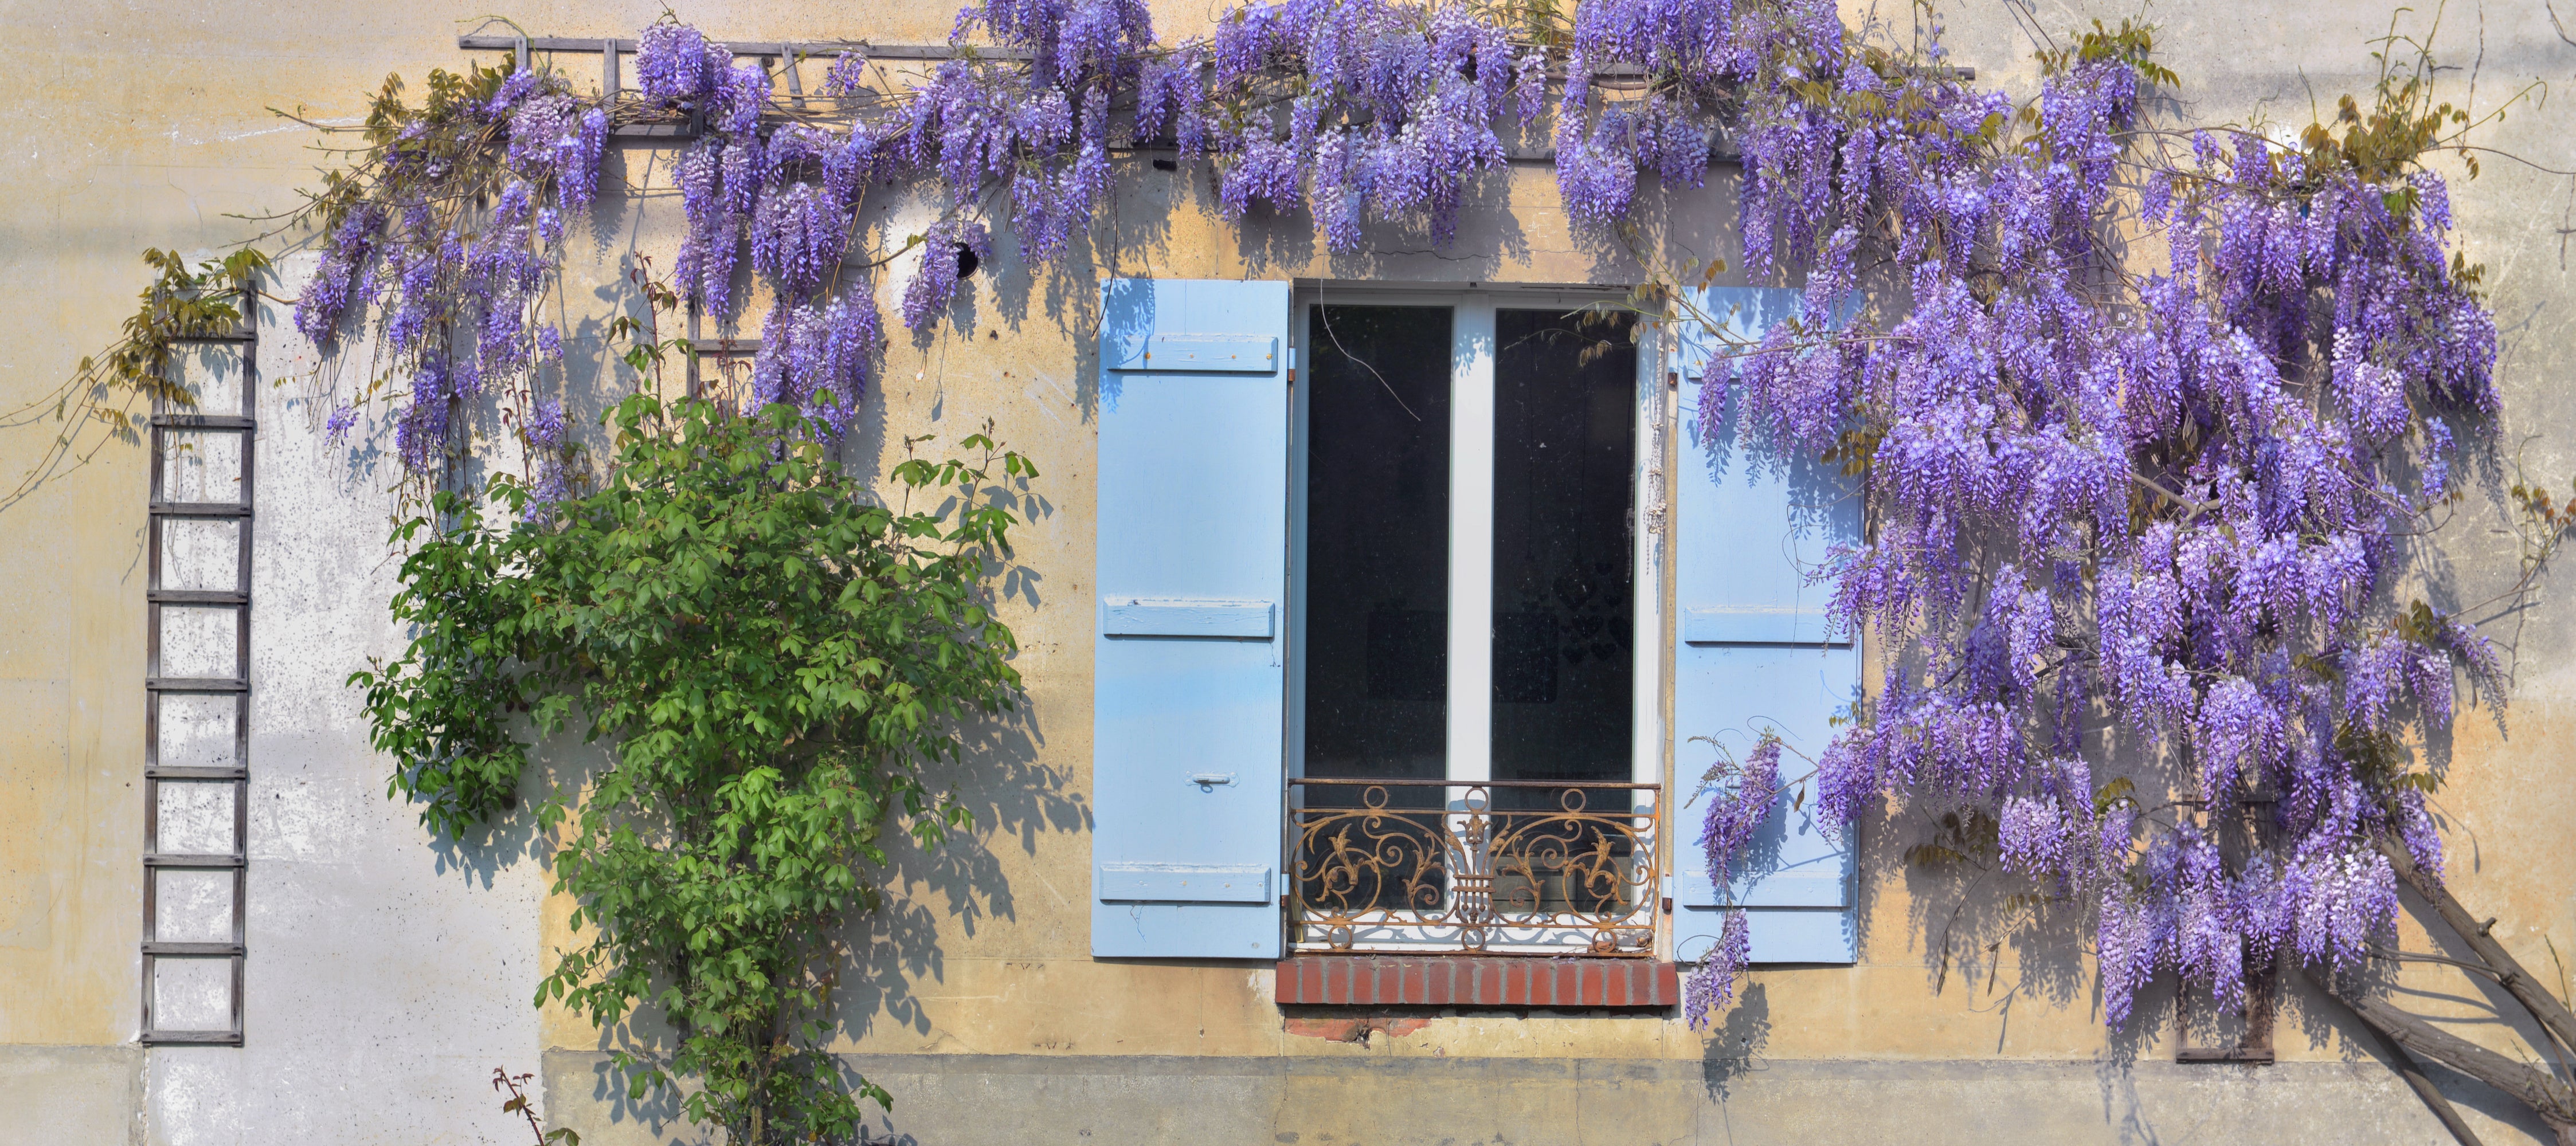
(1670, 286), (1861, 965)
(1092, 277), (1291, 959)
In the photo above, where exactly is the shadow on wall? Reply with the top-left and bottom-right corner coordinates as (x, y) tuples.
(837, 698), (1089, 1041)
(533, 702), (1082, 1139)
(1700, 981), (1776, 1100)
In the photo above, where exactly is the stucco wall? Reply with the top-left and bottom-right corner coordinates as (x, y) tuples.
(2, 1), (2572, 1143)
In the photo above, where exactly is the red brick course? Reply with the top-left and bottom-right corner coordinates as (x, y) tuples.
(1273, 957), (1678, 1007)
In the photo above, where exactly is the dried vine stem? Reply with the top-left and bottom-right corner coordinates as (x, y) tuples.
(490, 1066), (578, 1145)
(2, 249), (267, 513)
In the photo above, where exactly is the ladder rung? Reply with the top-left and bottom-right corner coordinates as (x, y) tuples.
(145, 677), (248, 693)
(148, 590), (248, 606)
(140, 1030), (242, 1046)
(152, 415), (255, 430)
(143, 941), (245, 956)
(144, 854), (245, 869)
(147, 767), (248, 781)
(148, 503), (252, 519)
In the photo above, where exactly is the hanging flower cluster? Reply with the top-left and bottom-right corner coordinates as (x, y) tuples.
(293, 62), (607, 473)
(649, 38), (885, 434)
(295, 0), (1777, 478)
(1149, 0), (1528, 248)
(638, 0), (1153, 354)
(1690, 21), (2508, 1029)
(1557, 0), (1851, 227)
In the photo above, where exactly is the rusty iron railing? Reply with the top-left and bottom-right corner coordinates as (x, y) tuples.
(1287, 778), (1661, 956)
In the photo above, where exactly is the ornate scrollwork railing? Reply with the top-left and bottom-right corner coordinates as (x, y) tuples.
(1287, 778), (1661, 956)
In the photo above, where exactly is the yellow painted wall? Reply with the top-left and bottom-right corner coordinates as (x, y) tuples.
(2, 1), (2572, 1141)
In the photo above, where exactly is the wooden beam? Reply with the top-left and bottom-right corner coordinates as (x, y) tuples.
(457, 34), (1031, 61)
(453, 34), (1964, 79)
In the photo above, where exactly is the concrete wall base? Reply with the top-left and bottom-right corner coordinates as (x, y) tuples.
(540, 1049), (2552, 1145)
(0, 1044), (143, 1146)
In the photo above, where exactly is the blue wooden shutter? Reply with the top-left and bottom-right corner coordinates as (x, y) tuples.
(1670, 286), (1861, 965)
(1091, 277), (1290, 958)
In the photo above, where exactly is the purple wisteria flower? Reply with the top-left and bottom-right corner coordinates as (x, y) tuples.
(324, 404), (359, 444)
(899, 219), (993, 331)
(522, 398), (573, 520)
(1697, 735), (1782, 890)
(1683, 910), (1750, 1031)
(300, 56), (609, 468)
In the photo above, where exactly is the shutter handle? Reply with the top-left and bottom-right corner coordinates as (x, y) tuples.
(1189, 772), (1238, 790)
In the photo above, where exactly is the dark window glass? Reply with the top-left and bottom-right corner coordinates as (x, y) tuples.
(1302, 305), (1452, 799)
(1490, 308), (1635, 802)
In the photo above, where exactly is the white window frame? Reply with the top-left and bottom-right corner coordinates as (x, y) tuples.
(1283, 282), (1667, 955)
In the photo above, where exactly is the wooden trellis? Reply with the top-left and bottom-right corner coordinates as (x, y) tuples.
(140, 315), (256, 1046)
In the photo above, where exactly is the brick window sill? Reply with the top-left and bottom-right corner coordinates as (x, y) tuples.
(1274, 956), (1679, 1008)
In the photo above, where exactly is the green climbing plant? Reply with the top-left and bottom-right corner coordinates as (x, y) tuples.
(354, 393), (1035, 1144)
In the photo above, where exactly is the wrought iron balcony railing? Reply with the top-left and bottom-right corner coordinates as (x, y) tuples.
(1287, 778), (1662, 957)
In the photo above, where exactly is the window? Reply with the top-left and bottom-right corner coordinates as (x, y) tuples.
(1286, 293), (1659, 955)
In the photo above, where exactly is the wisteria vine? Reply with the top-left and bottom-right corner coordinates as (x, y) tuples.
(1684, 15), (2547, 1051)
(245, 0), (2547, 1069)
(283, 0), (1909, 504)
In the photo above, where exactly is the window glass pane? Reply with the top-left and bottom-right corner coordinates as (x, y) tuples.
(1491, 308), (1635, 798)
(1303, 305), (1451, 801)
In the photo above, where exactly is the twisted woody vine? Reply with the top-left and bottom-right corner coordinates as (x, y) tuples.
(13, 0), (2576, 1140)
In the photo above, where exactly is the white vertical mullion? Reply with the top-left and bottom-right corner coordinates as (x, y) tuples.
(1633, 332), (1667, 792)
(1448, 300), (1495, 786)
(1640, 325), (1674, 963)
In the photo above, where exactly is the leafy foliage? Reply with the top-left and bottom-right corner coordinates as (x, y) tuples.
(355, 395), (1034, 1143)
